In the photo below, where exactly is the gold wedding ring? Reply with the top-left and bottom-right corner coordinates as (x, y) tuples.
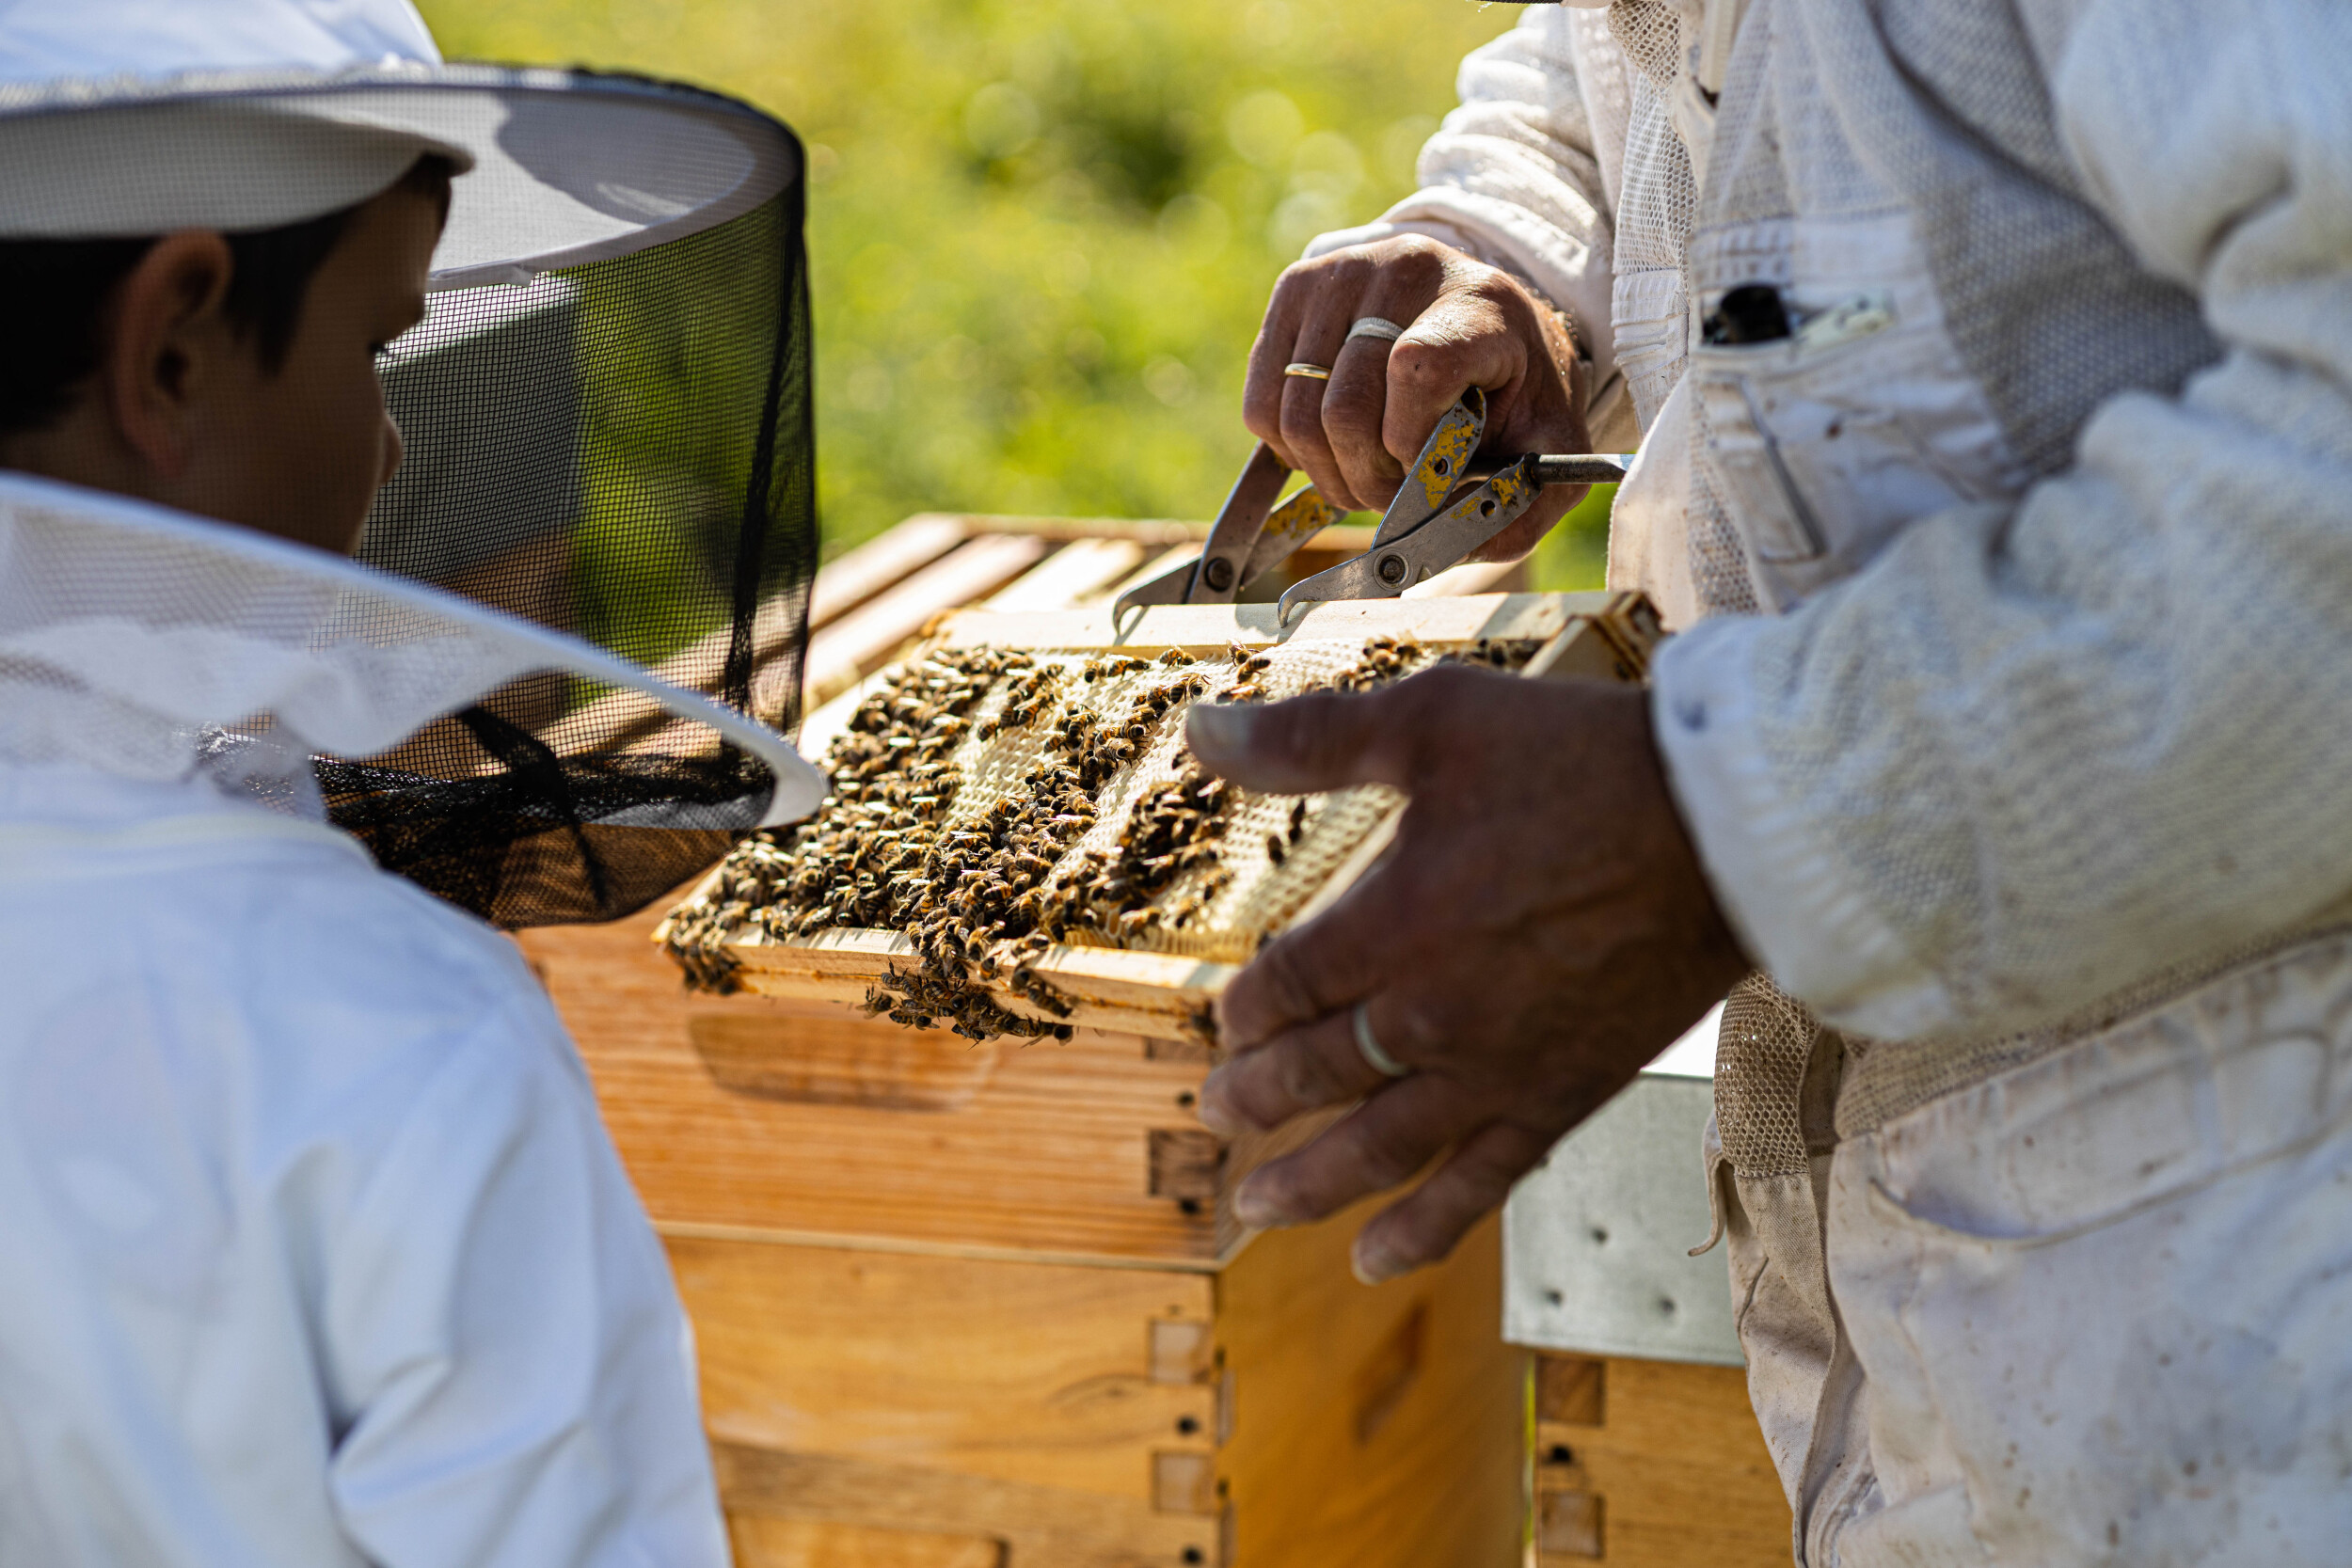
(1283, 361), (1332, 381)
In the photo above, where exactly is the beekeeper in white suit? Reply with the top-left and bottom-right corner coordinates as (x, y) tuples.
(0, 1), (823, 1562)
(1185, 0), (2352, 1560)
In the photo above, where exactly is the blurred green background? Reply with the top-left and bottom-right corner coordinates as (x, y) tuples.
(421, 0), (1609, 591)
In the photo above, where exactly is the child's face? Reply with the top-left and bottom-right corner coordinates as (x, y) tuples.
(190, 186), (441, 553)
(0, 182), (442, 554)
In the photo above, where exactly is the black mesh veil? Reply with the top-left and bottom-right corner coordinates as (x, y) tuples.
(315, 75), (818, 928)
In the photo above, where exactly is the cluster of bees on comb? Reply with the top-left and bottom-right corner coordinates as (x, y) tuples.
(663, 647), (1014, 992)
(1037, 646), (1264, 952)
(663, 632), (1545, 1040)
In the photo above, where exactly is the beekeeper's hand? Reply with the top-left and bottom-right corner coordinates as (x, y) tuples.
(1242, 234), (1590, 562)
(1184, 666), (1745, 1284)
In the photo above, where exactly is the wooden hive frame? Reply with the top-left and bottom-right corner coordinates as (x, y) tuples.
(664, 587), (1661, 1041)
(517, 513), (1661, 1568)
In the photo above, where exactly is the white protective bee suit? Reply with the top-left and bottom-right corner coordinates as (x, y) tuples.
(0, 486), (788, 1568)
(1314, 0), (2352, 1561)
(0, 2), (825, 1563)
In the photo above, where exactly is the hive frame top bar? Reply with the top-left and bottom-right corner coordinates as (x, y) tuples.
(935, 588), (1633, 657)
(789, 589), (1657, 762)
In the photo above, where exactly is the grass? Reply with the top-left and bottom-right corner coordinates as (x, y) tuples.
(421, 0), (1610, 591)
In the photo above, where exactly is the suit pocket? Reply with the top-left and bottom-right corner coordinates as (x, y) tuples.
(1693, 359), (1827, 566)
(1692, 298), (1981, 609)
(1688, 211), (2029, 611)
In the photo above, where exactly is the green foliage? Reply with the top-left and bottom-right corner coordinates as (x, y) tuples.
(565, 201), (805, 667)
(422, 0), (1608, 590)
(1537, 483), (1614, 594)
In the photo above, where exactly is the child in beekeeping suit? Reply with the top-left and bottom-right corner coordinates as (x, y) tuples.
(0, 2), (824, 1562)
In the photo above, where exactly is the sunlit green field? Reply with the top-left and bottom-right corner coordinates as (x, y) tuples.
(422, 0), (1608, 589)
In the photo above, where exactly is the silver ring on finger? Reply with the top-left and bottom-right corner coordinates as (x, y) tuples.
(1352, 1001), (1411, 1079)
(1283, 361), (1333, 381)
(1346, 316), (1406, 344)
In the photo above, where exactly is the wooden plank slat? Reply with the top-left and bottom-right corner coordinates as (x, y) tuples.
(551, 605), (800, 758)
(543, 516), (970, 758)
(981, 538), (1152, 612)
(786, 534), (1054, 712)
(813, 515), (973, 629)
(889, 512), (1207, 547)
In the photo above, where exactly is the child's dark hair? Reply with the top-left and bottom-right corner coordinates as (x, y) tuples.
(0, 153), (454, 437)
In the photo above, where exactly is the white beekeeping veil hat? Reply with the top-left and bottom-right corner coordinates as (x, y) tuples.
(0, 0), (796, 286)
(0, 0), (471, 238)
(0, 0), (829, 926)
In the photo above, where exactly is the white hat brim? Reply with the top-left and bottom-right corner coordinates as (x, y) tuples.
(0, 66), (800, 290)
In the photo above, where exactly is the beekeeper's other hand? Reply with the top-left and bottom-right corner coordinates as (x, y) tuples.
(1242, 234), (1590, 562)
(1184, 666), (1745, 1284)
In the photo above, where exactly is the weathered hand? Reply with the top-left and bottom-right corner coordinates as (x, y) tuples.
(1185, 666), (1747, 1283)
(1243, 233), (1590, 562)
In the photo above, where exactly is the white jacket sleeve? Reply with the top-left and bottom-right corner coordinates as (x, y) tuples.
(1304, 8), (1623, 388)
(1653, 0), (2352, 1038)
(320, 980), (728, 1568)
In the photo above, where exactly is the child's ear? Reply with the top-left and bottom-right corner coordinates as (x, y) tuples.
(103, 230), (236, 480)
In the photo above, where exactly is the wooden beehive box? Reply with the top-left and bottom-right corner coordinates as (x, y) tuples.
(1529, 1353), (1790, 1567)
(526, 902), (1526, 1568)
(1504, 1044), (1793, 1565)
(518, 515), (1636, 1567)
